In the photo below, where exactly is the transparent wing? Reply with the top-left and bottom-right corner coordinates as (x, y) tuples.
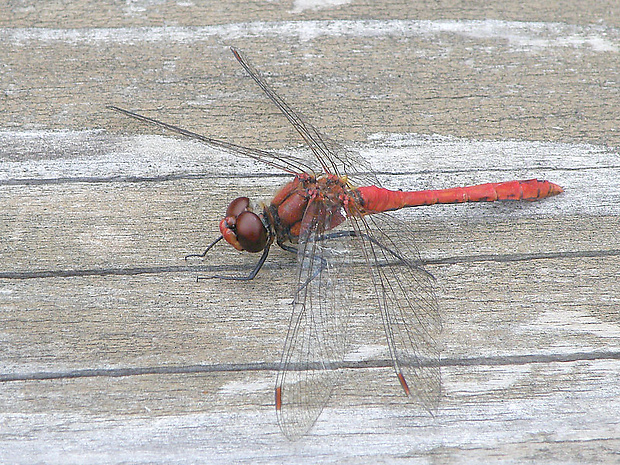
(275, 197), (351, 440)
(108, 105), (316, 176)
(231, 47), (381, 187)
(347, 208), (442, 411)
(112, 50), (381, 184)
(275, 198), (441, 438)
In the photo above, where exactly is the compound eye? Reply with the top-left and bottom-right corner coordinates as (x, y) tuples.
(226, 197), (250, 218)
(236, 211), (268, 253)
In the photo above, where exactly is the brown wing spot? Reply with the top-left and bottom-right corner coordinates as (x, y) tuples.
(275, 387), (282, 411)
(398, 372), (411, 396)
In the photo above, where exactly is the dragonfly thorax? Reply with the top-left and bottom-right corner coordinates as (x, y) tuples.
(263, 174), (352, 246)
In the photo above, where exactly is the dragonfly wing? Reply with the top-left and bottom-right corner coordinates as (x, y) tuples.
(108, 105), (316, 176)
(231, 47), (380, 187)
(275, 198), (351, 439)
(347, 209), (442, 411)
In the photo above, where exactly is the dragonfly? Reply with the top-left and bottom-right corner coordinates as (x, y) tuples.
(110, 47), (563, 439)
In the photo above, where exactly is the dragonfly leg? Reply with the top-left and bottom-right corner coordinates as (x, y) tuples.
(318, 230), (435, 280)
(274, 239), (328, 293)
(287, 228), (435, 295)
(184, 236), (224, 260)
(277, 241), (298, 255)
(197, 244), (271, 281)
(293, 244), (329, 293)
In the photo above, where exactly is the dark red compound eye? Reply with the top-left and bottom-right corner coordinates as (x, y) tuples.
(226, 197), (250, 218)
(235, 211), (268, 252)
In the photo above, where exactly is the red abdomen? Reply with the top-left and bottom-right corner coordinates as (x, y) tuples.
(357, 179), (563, 213)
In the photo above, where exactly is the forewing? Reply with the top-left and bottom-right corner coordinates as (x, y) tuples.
(108, 105), (314, 176)
(275, 198), (352, 439)
(231, 47), (380, 187)
(347, 208), (442, 411)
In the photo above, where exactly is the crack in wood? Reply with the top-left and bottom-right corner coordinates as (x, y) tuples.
(2, 351), (619, 383)
(1, 249), (618, 280)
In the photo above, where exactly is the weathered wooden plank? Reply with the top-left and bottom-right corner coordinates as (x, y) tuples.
(1, 1), (619, 463)
(1, 145), (618, 463)
(1, 360), (619, 462)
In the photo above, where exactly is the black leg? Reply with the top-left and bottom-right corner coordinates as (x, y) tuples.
(197, 244), (272, 281)
(185, 236), (224, 260)
(318, 230), (432, 276)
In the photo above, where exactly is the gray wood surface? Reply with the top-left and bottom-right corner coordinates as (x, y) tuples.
(1, 1), (619, 463)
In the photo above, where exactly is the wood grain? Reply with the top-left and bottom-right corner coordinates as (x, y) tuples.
(1, 1), (619, 463)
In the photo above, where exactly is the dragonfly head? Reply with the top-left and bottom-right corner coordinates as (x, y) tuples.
(219, 197), (268, 253)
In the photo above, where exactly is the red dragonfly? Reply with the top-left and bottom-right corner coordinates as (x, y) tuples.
(110, 47), (563, 439)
